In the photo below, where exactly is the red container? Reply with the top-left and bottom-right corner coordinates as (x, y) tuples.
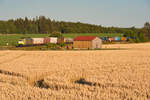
(58, 37), (64, 44)
(109, 37), (115, 42)
(44, 38), (51, 44)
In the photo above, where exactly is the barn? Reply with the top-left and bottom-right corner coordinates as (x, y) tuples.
(73, 36), (102, 49)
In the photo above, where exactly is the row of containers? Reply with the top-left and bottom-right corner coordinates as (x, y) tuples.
(18, 37), (74, 46)
(101, 37), (136, 42)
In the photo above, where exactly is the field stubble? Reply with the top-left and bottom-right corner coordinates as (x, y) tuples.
(0, 43), (150, 100)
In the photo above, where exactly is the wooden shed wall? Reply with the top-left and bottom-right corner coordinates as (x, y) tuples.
(73, 41), (92, 49)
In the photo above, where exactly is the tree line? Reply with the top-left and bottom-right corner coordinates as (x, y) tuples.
(0, 16), (149, 41)
(0, 16), (141, 34)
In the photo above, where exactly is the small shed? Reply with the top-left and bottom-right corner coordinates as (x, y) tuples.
(73, 36), (102, 49)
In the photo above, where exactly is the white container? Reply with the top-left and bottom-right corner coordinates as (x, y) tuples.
(64, 38), (73, 43)
(32, 38), (44, 45)
(50, 37), (58, 44)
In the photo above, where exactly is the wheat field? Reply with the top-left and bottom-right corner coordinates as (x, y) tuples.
(0, 43), (150, 100)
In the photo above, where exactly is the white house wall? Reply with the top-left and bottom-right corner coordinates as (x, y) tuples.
(92, 37), (102, 49)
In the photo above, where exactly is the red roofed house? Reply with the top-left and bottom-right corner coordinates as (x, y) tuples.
(73, 36), (102, 49)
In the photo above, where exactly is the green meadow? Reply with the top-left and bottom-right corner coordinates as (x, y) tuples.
(0, 33), (123, 46)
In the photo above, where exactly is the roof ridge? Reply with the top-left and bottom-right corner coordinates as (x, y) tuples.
(74, 36), (97, 41)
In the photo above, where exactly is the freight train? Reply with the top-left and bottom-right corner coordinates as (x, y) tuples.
(17, 37), (74, 47)
(101, 37), (136, 42)
(18, 37), (58, 46)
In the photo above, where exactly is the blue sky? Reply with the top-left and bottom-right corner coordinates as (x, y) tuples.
(0, 0), (150, 28)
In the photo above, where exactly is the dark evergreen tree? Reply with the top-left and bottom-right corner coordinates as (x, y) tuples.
(143, 22), (150, 40)
(0, 16), (144, 36)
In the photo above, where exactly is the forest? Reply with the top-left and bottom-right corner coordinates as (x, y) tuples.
(0, 16), (150, 41)
(0, 16), (141, 34)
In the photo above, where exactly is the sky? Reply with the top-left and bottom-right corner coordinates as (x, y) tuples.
(0, 0), (150, 28)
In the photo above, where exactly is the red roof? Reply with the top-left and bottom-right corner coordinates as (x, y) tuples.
(74, 36), (97, 41)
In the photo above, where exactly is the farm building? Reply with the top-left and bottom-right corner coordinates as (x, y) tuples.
(73, 36), (102, 49)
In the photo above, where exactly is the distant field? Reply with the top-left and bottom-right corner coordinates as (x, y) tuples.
(0, 33), (123, 46)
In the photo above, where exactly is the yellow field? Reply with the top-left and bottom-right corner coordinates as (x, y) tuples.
(0, 43), (150, 100)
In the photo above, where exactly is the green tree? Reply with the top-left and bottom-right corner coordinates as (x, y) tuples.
(49, 31), (62, 37)
(143, 22), (150, 40)
(0, 16), (144, 36)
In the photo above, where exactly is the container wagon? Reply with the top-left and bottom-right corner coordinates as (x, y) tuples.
(121, 37), (127, 41)
(114, 37), (121, 41)
(64, 38), (73, 44)
(32, 38), (44, 45)
(50, 37), (58, 44)
(108, 37), (115, 42)
(18, 37), (57, 47)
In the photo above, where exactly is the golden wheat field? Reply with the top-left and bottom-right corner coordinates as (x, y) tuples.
(0, 43), (150, 100)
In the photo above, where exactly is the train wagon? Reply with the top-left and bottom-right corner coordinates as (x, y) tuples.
(57, 37), (64, 44)
(64, 38), (73, 44)
(101, 37), (108, 41)
(50, 37), (58, 44)
(108, 37), (115, 42)
(114, 37), (121, 41)
(32, 38), (44, 45)
(121, 37), (127, 41)
(18, 37), (57, 47)
(43, 37), (51, 44)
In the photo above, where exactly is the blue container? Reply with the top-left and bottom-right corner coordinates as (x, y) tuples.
(126, 37), (130, 41)
(101, 37), (105, 41)
(101, 37), (107, 41)
(105, 37), (109, 41)
(114, 37), (121, 41)
(130, 37), (136, 39)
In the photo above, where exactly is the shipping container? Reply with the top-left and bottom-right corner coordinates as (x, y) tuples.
(50, 37), (58, 44)
(108, 37), (115, 42)
(64, 38), (73, 43)
(57, 37), (64, 44)
(130, 37), (136, 39)
(32, 38), (44, 45)
(126, 37), (130, 41)
(25, 38), (33, 45)
(101, 37), (107, 41)
(105, 37), (109, 41)
(114, 37), (121, 41)
(44, 37), (51, 44)
(121, 37), (126, 41)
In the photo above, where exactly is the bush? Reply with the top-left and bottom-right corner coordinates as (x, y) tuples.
(58, 42), (66, 47)
(49, 31), (62, 38)
(46, 43), (60, 50)
(129, 39), (136, 43)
